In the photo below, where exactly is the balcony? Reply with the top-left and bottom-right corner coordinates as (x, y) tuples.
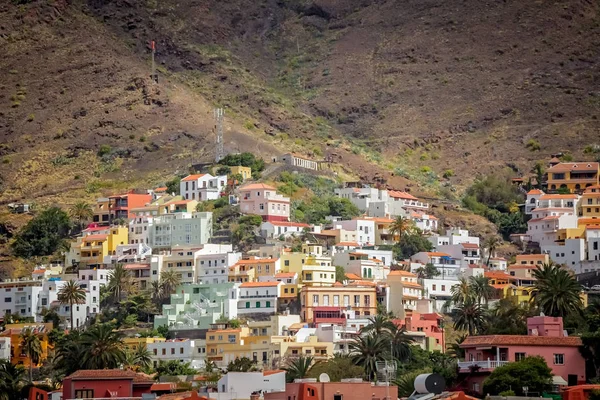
(458, 360), (510, 371)
(239, 294), (277, 299)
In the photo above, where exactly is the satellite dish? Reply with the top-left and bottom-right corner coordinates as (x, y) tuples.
(319, 373), (331, 383)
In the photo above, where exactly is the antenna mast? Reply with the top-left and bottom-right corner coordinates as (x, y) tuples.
(214, 108), (224, 163)
(151, 41), (158, 83)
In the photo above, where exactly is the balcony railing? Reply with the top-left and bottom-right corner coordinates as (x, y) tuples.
(239, 294), (276, 299)
(458, 360), (510, 370)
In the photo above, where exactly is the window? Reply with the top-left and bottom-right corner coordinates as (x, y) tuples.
(554, 354), (564, 365)
(266, 301), (271, 308)
(256, 301), (261, 308)
(75, 390), (94, 399)
(162, 349), (166, 355)
(343, 295), (349, 306)
(245, 302), (250, 308)
(441, 285), (446, 291)
(4, 298), (10, 303)
(180, 347), (184, 354)
(171, 348), (175, 355)
(313, 295), (319, 305)
(323, 295), (329, 306)
(515, 352), (526, 361)
(432, 285), (436, 291)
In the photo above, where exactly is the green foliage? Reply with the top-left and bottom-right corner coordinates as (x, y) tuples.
(561, 153), (574, 162)
(392, 232), (433, 259)
(294, 197), (360, 224)
(482, 356), (552, 395)
(227, 357), (257, 372)
(166, 177), (181, 195)
(308, 354), (364, 382)
(0, 360), (26, 400)
(284, 356), (315, 383)
(532, 263), (583, 317)
(216, 165), (231, 176)
(465, 172), (523, 213)
(12, 207), (72, 258)
(415, 263), (440, 279)
(97, 144), (112, 157)
(526, 139), (541, 151)
(335, 266), (347, 282)
(155, 360), (197, 376)
(557, 186), (571, 194)
(499, 390), (516, 396)
(220, 152), (265, 179)
(443, 169), (454, 179)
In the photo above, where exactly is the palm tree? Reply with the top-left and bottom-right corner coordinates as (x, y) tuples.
(469, 275), (494, 306)
(57, 280), (86, 330)
(20, 327), (43, 382)
(149, 280), (164, 306)
(532, 263), (583, 317)
(0, 359), (26, 400)
(107, 264), (134, 303)
(389, 216), (414, 242)
(361, 314), (396, 335)
(124, 343), (152, 371)
(389, 325), (413, 362)
(54, 330), (84, 376)
(80, 324), (126, 369)
(160, 269), (182, 300)
(70, 201), (94, 230)
(446, 334), (467, 359)
(483, 235), (502, 266)
(283, 356), (315, 383)
(349, 333), (389, 381)
(450, 277), (473, 305)
(452, 297), (484, 335)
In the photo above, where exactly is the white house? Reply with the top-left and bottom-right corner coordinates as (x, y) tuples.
(587, 226), (600, 262)
(279, 153), (319, 171)
(103, 243), (152, 265)
(180, 173), (227, 201)
(148, 339), (200, 369)
(0, 279), (43, 320)
(333, 251), (389, 281)
(542, 239), (586, 271)
(335, 187), (428, 218)
(428, 228), (480, 248)
(527, 210), (578, 246)
(423, 278), (457, 312)
(333, 219), (376, 246)
(411, 252), (460, 280)
(436, 243), (481, 268)
(260, 221), (311, 239)
(525, 189), (545, 214)
(0, 337), (10, 362)
(237, 281), (281, 315)
(411, 212), (439, 232)
(197, 247), (242, 284)
(36, 277), (101, 328)
(217, 371), (286, 399)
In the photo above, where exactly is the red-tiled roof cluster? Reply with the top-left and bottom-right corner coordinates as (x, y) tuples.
(461, 335), (582, 347)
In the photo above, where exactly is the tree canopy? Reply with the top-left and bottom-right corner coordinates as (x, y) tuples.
(482, 356), (552, 396)
(12, 207), (72, 258)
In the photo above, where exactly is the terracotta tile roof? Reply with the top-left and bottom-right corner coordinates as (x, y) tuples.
(355, 217), (395, 223)
(165, 200), (194, 205)
(388, 190), (418, 200)
(82, 234), (108, 241)
(460, 335), (582, 347)
(154, 187), (168, 192)
(491, 284), (509, 289)
(275, 272), (297, 278)
(123, 263), (150, 270)
(267, 221), (311, 227)
(587, 225), (600, 230)
(151, 383), (176, 391)
(516, 254), (547, 259)
(401, 281), (423, 289)
(425, 252), (451, 257)
(345, 273), (362, 280)
(316, 229), (339, 236)
(349, 252), (368, 256)
(157, 391), (197, 400)
(508, 264), (539, 270)
(240, 183), (276, 191)
(461, 243), (479, 249)
(263, 369), (285, 376)
(32, 269), (46, 274)
(388, 270), (417, 277)
(527, 189), (544, 195)
(333, 282), (344, 287)
(239, 281), (281, 288)
(485, 271), (514, 280)
(335, 242), (360, 246)
(539, 194), (579, 200)
(66, 369), (153, 380)
(579, 218), (600, 224)
(547, 162), (599, 173)
(83, 226), (109, 232)
(181, 174), (206, 182)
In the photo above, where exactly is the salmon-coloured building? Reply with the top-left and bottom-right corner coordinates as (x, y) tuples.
(238, 183), (290, 222)
(62, 370), (154, 400)
(264, 381), (398, 400)
(458, 316), (585, 394)
(394, 311), (445, 352)
(93, 191), (153, 223)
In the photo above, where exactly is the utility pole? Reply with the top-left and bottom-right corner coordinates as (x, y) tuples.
(151, 40), (158, 84)
(214, 108), (224, 163)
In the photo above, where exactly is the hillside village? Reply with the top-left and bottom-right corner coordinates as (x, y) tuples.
(2, 151), (600, 400)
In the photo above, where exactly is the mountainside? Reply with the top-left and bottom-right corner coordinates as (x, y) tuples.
(2, 0), (600, 206)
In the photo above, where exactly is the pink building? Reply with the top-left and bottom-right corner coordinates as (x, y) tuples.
(458, 316), (585, 394)
(394, 311), (444, 352)
(239, 183), (291, 222)
(264, 381), (398, 400)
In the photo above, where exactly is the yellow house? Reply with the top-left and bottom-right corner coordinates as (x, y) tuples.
(580, 185), (600, 218)
(161, 199), (198, 214)
(547, 162), (600, 193)
(205, 324), (272, 367)
(1, 323), (53, 367)
(270, 334), (333, 361)
(300, 283), (377, 323)
(274, 272), (300, 308)
(230, 166), (252, 181)
(228, 258), (280, 283)
(123, 336), (166, 352)
(69, 226), (129, 265)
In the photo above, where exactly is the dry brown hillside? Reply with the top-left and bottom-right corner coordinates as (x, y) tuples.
(2, 0), (600, 206)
